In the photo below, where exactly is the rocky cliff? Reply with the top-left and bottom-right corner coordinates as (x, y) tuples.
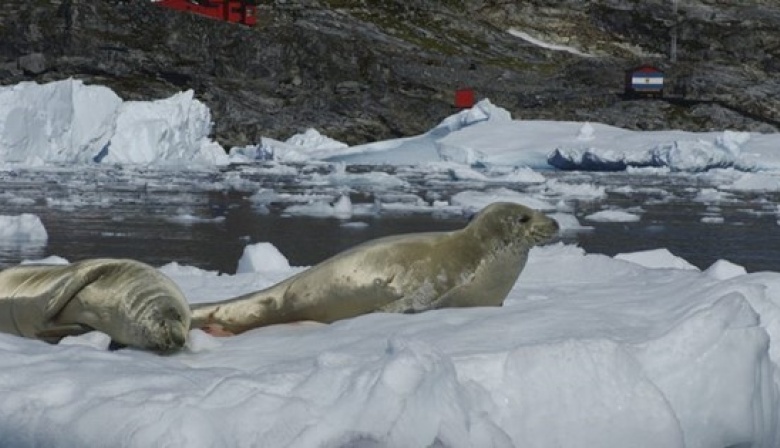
(2, 0), (779, 148)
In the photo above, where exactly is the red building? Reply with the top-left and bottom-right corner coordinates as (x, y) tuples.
(156, 0), (257, 26)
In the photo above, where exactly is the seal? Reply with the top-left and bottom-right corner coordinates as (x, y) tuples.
(192, 202), (559, 335)
(0, 258), (191, 354)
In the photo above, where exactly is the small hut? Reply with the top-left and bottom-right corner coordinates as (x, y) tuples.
(624, 65), (665, 98)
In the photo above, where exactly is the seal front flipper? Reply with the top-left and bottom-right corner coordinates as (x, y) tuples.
(35, 324), (92, 343)
(376, 285), (442, 314)
(377, 282), (478, 314)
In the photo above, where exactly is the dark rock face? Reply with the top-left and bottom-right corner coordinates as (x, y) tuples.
(1, 0), (778, 149)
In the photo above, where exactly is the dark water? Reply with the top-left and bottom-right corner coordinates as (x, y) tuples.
(0, 165), (778, 274)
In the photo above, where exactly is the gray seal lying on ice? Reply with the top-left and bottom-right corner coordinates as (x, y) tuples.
(191, 202), (559, 335)
(0, 259), (190, 354)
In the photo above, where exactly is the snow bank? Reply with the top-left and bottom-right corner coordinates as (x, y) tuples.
(0, 79), (227, 166)
(5, 79), (780, 173)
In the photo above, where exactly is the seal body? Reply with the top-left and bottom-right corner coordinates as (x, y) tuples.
(0, 259), (190, 354)
(192, 202), (559, 335)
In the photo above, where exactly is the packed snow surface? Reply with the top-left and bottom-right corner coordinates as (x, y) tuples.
(0, 242), (779, 447)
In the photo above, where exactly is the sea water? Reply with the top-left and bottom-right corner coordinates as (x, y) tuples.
(0, 165), (777, 274)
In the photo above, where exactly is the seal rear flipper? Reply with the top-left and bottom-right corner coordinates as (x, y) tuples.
(35, 323), (92, 343)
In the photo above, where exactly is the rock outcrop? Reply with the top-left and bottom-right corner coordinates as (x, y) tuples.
(1, 0), (778, 148)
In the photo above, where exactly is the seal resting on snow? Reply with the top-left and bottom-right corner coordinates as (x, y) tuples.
(191, 202), (559, 336)
(0, 259), (190, 354)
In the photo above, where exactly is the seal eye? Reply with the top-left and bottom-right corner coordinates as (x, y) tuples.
(517, 215), (531, 224)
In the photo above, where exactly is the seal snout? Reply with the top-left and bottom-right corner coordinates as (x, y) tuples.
(153, 319), (189, 355)
(166, 319), (188, 348)
(531, 213), (560, 244)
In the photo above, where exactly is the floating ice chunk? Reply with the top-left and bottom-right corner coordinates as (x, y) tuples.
(451, 189), (554, 212)
(447, 166), (488, 181)
(0, 213), (47, 242)
(0, 78), (120, 164)
(106, 90), (228, 165)
(166, 214), (225, 225)
(549, 133), (746, 172)
(236, 242), (291, 274)
(493, 167), (546, 183)
(724, 173), (780, 192)
(650, 139), (738, 172)
(694, 188), (734, 203)
(332, 195), (353, 219)
(283, 198), (354, 219)
(341, 221), (369, 229)
(542, 179), (606, 200)
(21, 255), (69, 265)
(286, 128), (348, 151)
(549, 213), (593, 234)
(585, 209), (641, 223)
(306, 169), (409, 189)
(701, 215), (725, 224)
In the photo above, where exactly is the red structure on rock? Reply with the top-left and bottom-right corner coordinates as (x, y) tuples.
(156, 0), (257, 26)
